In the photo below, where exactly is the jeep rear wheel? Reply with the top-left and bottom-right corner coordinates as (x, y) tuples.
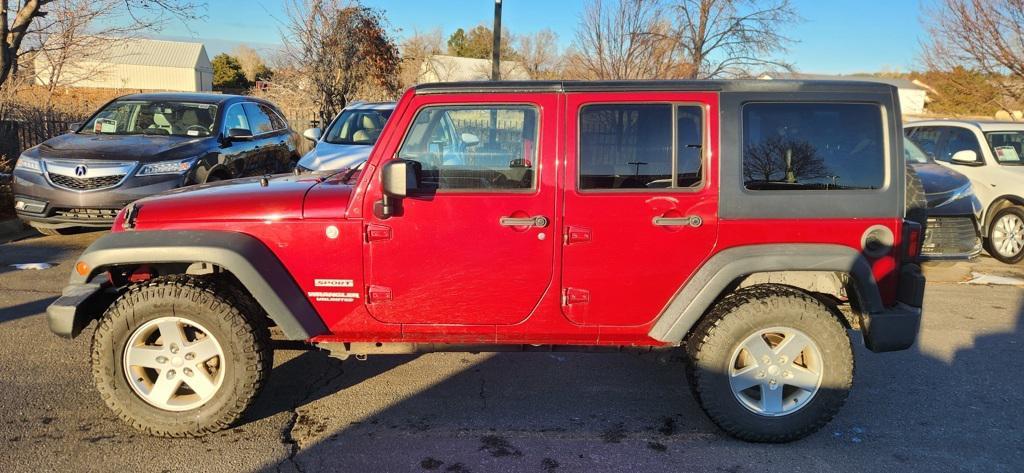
(685, 284), (854, 443)
(92, 275), (271, 437)
(985, 207), (1024, 264)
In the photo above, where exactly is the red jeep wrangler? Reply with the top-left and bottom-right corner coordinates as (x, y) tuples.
(48, 80), (925, 443)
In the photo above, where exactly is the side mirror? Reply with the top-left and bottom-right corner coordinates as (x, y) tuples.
(68, 122), (82, 133)
(379, 159), (421, 218)
(461, 132), (480, 147)
(225, 128), (254, 142)
(302, 127), (322, 142)
(951, 150), (980, 165)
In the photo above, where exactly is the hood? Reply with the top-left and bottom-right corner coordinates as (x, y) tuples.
(131, 174), (324, 225)
(913, 162), (970, 196)
(297, 142), (372, 171)
(32, 132), (212, 163)
(912, 162), (980, 215)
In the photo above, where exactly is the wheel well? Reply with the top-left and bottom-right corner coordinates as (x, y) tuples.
(984, 196), (1024, 234)
(206, 168), (231, 181)
(728, 271), (857, 329)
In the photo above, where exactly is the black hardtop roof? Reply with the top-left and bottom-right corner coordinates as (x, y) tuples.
(113, 92), (248, 104)
(413, 79), (898, 95)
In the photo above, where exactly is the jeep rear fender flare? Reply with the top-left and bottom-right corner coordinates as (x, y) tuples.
(648, 244), (883, 343)
(70, 230), (327, 340)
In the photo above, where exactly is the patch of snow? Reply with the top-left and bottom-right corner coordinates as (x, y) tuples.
(961, 272), (1024, 286)
(9, 263), (53, 270)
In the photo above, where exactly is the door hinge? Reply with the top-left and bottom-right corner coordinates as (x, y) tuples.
(365, 223), (392, 242)
(562, 287), (590, 306)
(367, 285), (392, 303)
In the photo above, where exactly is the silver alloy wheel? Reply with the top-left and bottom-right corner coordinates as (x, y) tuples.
(123, 316), (226, 411)
(991, 213), (1024, 258)
(728, 327), (823, 417)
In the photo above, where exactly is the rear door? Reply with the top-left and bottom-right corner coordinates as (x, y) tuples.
(561, 92), (720, 326)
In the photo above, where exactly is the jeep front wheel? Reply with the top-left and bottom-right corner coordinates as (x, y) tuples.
(685, 284), (854, 443)
(91, 275), (271, 437)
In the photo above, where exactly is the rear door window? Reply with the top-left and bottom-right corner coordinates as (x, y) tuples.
(243, 103), (274, 135)
(905, 126), (943, 160)
(578, 104), (704, 190)
(742, 103), (884, 190)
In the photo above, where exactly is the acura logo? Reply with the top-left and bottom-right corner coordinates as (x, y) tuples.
(74, 165), (88, 177)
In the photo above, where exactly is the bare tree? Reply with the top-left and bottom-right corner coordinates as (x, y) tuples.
(1, 0), (200, 89)
(232, 45), (269, 82)
(567, 0), (686, 80)
(671, 0), (798, 78)
(399, 28), (443, 87)
(280, 0), (401, 127)
(743, 137), (829, 186)
(516, 29), (561, 79)
(921, 0), (1024, 108)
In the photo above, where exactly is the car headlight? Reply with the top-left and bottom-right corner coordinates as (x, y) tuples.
(137, 159), (192, 176)
(14, 155), (43, 173)
(933, 182), (975, 208)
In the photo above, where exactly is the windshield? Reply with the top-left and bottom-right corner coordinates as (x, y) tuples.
(985, 131), (1024, 164)
(81, 100), (218, 137)
(904, 139), (930, 164)
(323, 108), (392, 145)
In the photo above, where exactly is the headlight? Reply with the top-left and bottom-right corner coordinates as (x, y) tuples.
(14, 155), (43, 173)
(137, 159), (192, 176)
(933, 182), (975, 208)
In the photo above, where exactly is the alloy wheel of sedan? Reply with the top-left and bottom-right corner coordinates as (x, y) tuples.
(728, 327), (824, 417)
(123, 316), (226, 411)
(991, 213), (1024, 259)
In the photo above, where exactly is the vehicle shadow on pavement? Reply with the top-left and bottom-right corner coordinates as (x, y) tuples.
(0, 295), (57, 323)
(252, 287), (1024, 472)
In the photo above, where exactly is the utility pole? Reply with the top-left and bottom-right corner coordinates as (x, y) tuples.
(491, 0), (502, 81)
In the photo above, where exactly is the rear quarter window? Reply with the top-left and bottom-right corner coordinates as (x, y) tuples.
(742, 103), (885, 191)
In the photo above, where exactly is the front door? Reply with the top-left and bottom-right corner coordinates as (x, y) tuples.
(561, 92), (720, 326)
(363, 94), (558, 325)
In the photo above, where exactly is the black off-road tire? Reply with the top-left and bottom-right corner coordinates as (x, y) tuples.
(91, 274), (272, 437)
(984, 206), (1024, 264)
(684, 284), (854, 443)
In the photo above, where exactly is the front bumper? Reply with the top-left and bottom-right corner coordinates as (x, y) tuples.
(47, 277), (115, 338)
(860, 263), (925, 353)
(12, 168), (182, 229)
(921, 215), (982, 260)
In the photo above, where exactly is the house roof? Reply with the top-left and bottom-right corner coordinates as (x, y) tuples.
(45, 37), (212, 71)
(759, 72), (926, 91)
(420, 55), (531, 82)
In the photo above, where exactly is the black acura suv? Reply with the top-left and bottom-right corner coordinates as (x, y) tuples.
(11, 93), (298, 234)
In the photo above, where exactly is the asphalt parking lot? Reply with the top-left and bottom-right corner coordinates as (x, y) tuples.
(1, 231), (1022, 472)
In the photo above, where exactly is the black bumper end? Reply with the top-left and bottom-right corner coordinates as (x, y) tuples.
(47, 282), (109, 338)
(862, 263), (925, 353)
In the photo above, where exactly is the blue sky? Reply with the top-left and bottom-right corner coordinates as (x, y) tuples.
(159, 0), (932, 74)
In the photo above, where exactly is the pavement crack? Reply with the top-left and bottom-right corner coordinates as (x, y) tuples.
(276, 357), (345, 473)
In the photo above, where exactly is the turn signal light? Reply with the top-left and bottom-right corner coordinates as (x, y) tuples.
(75, 261), (90, 277)
(902, 221), (923, 262)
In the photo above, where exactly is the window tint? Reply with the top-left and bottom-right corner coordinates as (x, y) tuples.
(243, 103), (274, 135)
(905, 126), (942, 160)
(742, 103), (884, 190)
(578, 104), (703, 190)
(261, 105), (287, 131)
(397, 105), (538, 191)
(942, 128), (982, 162)
(222, 104), (250, 132)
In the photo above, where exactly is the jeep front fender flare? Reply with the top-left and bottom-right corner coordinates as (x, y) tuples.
(69, 230), (328, 340)
(648, 244), (883, 343)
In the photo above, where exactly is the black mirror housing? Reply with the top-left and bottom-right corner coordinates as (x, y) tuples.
(226, 128), (254, 141)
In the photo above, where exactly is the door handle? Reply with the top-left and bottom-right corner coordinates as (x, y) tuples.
(652, 216), (703, 227)
(500, 216), (549, 228)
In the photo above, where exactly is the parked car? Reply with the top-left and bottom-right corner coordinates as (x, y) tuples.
(48, 80), (924, 443)
(11, 93), (299, 235)
(905, 120), (1024, 263)
(904, 139), (983, 259)
(297, 102), (395, 172)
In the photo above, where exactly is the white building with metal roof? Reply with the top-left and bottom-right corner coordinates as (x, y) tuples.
(34, 38), (213, 92)
(758, 72), (933, 116)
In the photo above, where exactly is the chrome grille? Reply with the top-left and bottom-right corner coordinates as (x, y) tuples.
(922, 216), (981, 258)
(53, 208), (120, 221)
(48, 173), (126, 191)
